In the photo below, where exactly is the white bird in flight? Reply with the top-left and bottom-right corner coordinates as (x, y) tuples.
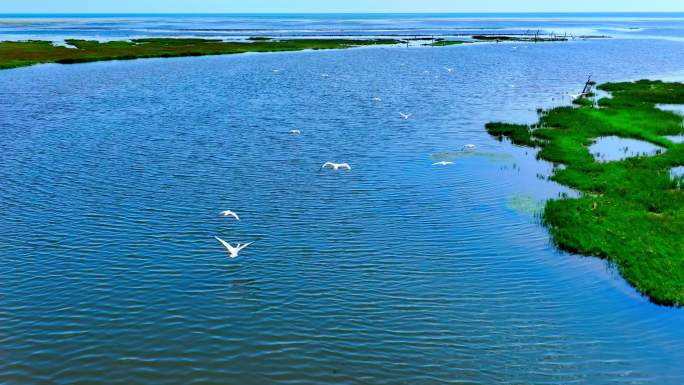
(463, 144), (477, 151)
(215, 236), (253, 258)
(321, 162), (352, 171)
(432, 161), (454, 166)
(444, 67), (454, 72)
(220, 210), (240, 220)
(399, 112), (412, 120)
(372, 97), (382, 102)
(289, 129), (301, 135)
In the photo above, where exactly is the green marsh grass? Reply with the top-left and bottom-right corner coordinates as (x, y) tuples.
(472, 35), (568, 42)
(0, 38), (401, 70)
(487, 80), (684, 306)
(427, 40), (469, 47)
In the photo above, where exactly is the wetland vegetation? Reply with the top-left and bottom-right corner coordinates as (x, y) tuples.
(0, 33), (606, 71)
(427, 40), (469, 46)
(472, 35), (568, 42)
(0, 38), (401, 70)
(487, 80), (684, 306)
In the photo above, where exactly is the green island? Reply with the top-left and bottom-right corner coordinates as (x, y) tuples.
(0, 38), (401, 70)
(472, 34), (568, 42)
(486, 80), (684, 306)
(471, 34), (608, 42)
(427, 40), (469, 46)
(0, 34), (599, 71)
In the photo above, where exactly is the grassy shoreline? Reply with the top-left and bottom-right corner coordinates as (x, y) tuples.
(487, 80), (684, 306)
(0, 38), (401, 70)
(0, 34), (594, 71)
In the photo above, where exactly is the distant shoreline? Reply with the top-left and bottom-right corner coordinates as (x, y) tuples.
(1, 12), (683, 17)
(0, 35), (605, 71)
(0, 38), (403, 70)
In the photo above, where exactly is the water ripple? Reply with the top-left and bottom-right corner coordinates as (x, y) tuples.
(1, 38), (684, 385)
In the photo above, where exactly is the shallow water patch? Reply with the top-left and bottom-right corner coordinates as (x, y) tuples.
(664, 134), (684, 143)
(589, 136), (665, 162)
(507, 194), (545, 216)
(671, 166), (684, 180)
(431, 150), (515, 164)
(657, 103), (684, 116)
(594, 88), (613, 101)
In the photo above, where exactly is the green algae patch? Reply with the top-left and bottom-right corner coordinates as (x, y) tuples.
(0, 38), (401, 70)
(507, 194), (545, 216)
(431, 150), (515, 164)
(427, 40), (469, 47)
(486, 80), (684, 306)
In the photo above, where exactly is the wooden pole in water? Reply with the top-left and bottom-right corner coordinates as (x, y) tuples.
(581, 75), (593, 95)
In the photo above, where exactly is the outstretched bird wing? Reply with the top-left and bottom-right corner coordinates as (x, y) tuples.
(237, 242), (253, 252)
(215, 236), (236, 253)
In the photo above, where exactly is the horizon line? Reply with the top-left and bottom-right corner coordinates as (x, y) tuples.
(2, 11), (684, 15)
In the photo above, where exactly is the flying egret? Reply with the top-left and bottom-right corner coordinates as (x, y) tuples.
(321, 162), (352, 171)
(463, 144), (477, 151)
(220, 210), (240, 220)
(289, 129), (301, 135)
(399, 112), (412, 120)
(432, 161), (454, 166)
(372, 97), (382, 102)
(444, 67), (454, 72)
(215, 236), (253, 258)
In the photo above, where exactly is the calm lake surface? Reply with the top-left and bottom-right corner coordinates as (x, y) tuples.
(1, 14), (684, 385)
(2, 13), (684, 41)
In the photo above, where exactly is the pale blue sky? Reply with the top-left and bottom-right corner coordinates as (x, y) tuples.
(1, 0), (683, 14)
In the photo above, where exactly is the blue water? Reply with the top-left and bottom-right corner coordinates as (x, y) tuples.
(590, 137), (666, 162)
(2, 13), (684, 41)
(2, 14), (684, 385)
